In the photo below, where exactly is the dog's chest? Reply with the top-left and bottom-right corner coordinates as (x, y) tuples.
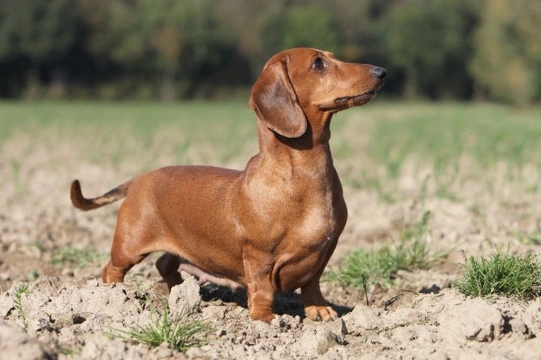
(246, 158), (346, 245)
(280, 170), (345, 243)
(298, 201), (337, 245)
(274, 192), (346, 292)
(293, 179), (346, 246)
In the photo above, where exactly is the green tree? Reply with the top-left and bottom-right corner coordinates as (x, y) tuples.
(379, 0), (479, 99)
(0, 0), (79, 97)
(306, 0), (392, 62)
(78, 0), (233, 100)
(470, 0), (541, 105)
(281, 6), (339, 52)
(214, 0), (285, 80)
(257, 4), (340, 64)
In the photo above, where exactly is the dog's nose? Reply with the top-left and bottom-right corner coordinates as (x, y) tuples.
(370, 67), (387, 80)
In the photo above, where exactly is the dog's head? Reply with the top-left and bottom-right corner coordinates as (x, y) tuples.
(249, 48), (386, 138)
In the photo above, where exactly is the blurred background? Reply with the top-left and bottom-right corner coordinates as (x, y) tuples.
(0, 0), (539, 106)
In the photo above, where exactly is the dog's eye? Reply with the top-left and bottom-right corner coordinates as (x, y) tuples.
(312, 57), (325, 70)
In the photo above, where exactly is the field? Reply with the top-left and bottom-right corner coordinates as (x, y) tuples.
(1, 100), (541, 359)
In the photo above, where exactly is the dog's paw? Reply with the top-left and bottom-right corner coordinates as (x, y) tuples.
(251, 313), (275, 323)
(305, 305), (338, 321)
(250, 308), (275, 323)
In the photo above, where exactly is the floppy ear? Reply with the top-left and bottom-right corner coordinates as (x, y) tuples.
(249, 57), (307, 138)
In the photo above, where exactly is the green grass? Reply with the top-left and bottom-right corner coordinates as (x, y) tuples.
(2, 100), (541, 181)
(326, 239), (432, 289)
(454, 252), (541, 299)
(327, 211), (437, 289)
(52, 247), (108, 268)
(111, 303), (213, 352)
(0, 100), (255, 171)
(515, 231), (541, 246)
(56, 346), (78, 356)
(338, 102), (541, 201)
(361, 103), (541, 171)
(13, 283), (30, 333)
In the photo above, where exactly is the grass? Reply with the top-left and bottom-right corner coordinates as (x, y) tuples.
(13, 283), (30, 333)
(52, 246), (108, 268)
(2, 100), (541, 188)
(111, 303), (213, 352)
(339, 102), (541, 202)
(362, 103), (541, 171)
(56, 347), (78, 356)
(327, 211), (436, 289)
(514, 231), (541, 246)
(0, 100), (255, 172)
(454, 251), (541, 299)
(326, 239), (432, 289)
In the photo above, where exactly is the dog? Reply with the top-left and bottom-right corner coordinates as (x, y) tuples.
(70, 47), (386, 322)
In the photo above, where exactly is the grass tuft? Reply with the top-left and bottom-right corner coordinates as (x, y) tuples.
(56, 346), (78, 356)
(327, 211), (436, 289)
(52, 247), (108, 268)
(13, 283), (31, 333)
(326, 238), (432, 289)
(111, 304), (213, 352)
(454, 251), (541, 299)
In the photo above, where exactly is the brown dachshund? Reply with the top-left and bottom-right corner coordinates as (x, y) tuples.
(70, 48), (386, 322)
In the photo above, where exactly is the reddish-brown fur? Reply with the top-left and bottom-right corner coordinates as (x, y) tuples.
(70, 48), (386, 322)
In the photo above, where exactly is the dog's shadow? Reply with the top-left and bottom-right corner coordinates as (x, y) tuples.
(199, 284), (352, 319)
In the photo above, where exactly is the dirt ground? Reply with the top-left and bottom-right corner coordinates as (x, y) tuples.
(1, 112), (541, 359)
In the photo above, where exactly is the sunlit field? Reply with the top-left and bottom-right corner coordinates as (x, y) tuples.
(3, 100), (541, 178)
(1, 100), (541, 358)
(3, 100), (541, 245)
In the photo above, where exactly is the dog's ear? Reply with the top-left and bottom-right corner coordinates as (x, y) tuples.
(249, 56), (307, 138)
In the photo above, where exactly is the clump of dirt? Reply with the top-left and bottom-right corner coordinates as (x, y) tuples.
(1, 274), (540, 359)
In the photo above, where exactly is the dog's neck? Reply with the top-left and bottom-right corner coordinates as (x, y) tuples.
(252, 111), (336, 180)
(257, 111), (333, 151)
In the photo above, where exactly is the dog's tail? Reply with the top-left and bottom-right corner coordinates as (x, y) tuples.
(70, 179), (132, 211)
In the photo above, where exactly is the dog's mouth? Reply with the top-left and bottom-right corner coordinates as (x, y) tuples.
(335, 91), (377, 107)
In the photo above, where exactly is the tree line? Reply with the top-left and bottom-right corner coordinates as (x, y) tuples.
(0, 0), (539, 105)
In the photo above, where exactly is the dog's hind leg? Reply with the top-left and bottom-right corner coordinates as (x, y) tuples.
(102, 210), (156, 283)
(102, 260), (135, 283)
(156, 253), (184, 290)
(102, 231), (150, 283)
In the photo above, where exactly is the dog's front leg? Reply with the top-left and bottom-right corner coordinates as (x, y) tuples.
(300, 276), (338, 321)
(242, 251), (276, 322)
